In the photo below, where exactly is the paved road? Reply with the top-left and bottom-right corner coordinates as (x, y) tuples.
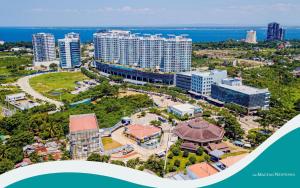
(16, 73), (64, 108)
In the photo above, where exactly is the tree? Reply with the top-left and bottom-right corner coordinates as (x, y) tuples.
(150, 120), (162, 127)
(222, 115), (244, 139)
(0, 158), (14, 174)
(196, 147), (204, 156)
(144, 155), (165, 177)
(189, 156), (196, 164)
(49, 63), (58, 71)
(126, 158), (140, 169)
(111, 160), (125, 166)
(4, 147), (23, 163)
(87, 153), (110, 163)
(29, 152), (42, 163)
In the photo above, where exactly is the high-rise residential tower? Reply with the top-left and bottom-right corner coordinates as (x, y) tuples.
(162, 36), (192, 73)
(139, 34), (164, 69)
(32, 33), (56, 63)
(58, 32), (81, 69)
(93, 30), (192, 73)
(245, 30), (257, 44)
(267, 22), (285, 41)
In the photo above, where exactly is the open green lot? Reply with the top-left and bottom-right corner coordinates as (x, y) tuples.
(0, 52), (34, 83)
(29, 72), (88, 101)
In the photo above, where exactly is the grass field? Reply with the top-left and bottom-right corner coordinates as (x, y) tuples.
(29, 72), (88, 101)
(102, 137), (122, 150)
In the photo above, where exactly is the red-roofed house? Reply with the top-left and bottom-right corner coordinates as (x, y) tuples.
(187, 162), (219, 179)
(69, 113), (102, 159)
(124, 124), (161, 146)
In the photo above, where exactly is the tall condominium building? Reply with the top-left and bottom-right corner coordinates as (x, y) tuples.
(32, 33), (56, 62)
(162, 36), (192, 72)
(139, 35), (164, 69)
(69, 113), (103, 159)
(58, 33), (81, 69)
(211, 78), (270, 110)
(93, 30), (192, 73)
(245, 30), (257, 44)
(93, 30), (129, 63)
(267, 22), (285, 41)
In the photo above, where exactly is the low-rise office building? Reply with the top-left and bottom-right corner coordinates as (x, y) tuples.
(69, 113), (102, 159)
(211, 78), (270, 111)
(175, 70), (227, 95)
(167, 103), (202, 118)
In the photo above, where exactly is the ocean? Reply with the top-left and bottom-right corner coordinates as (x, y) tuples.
(1, 27), (300, 43)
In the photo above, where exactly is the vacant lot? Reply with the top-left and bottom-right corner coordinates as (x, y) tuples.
(102, 137), (123, 150)
(29, 72), (88, 101)
(0, 53), (34, 83)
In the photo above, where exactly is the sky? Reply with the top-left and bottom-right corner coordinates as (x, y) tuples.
(1, 0), (300, 27)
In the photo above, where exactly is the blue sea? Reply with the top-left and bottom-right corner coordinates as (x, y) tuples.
(1, 27), (300, 42)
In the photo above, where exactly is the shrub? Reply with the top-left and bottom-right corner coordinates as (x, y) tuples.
(168, 153), (174, 159)
(196, 147), (204, 156)
(168, 165), (177, 172)
(183, 150), (189, 158)
(189, 156), (196, 164)
(171, 147), (180, 156)
(174, 159), (181, 167)
(185, 161), (192, 167)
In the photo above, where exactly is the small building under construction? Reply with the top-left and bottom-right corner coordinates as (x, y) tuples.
(69, 113), (103, 159)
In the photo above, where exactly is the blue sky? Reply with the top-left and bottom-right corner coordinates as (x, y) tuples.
(1, 0), (300, 26)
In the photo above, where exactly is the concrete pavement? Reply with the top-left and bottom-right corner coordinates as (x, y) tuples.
(16, 73), (64, 108)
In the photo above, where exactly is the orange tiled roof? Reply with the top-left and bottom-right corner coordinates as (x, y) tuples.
(69, 113), (99, 133)
(125, 124), (161, 140)
(188, 162), (219, 178)
(220, 154), (248, 167)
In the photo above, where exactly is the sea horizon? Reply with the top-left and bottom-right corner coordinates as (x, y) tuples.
(1, 26), (300, 42)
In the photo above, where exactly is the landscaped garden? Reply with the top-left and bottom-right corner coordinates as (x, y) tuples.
(29, 72), (88, 101)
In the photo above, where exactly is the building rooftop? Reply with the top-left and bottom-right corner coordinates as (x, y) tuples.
(125, 124), (161, 140)
(188, 162), (219, 178)
(173, 118), (225, 143)
(220, 154), (248, 167)
(169, 103), (200, 112)
(217, 83), (269, 95)
(69, 113), (99, 133)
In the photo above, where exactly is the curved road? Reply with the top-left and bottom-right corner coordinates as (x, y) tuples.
(17, 73), (64, 108)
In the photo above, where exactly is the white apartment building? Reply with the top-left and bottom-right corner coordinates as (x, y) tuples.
(162, 36), (192, 73)
(93, 30), (192, 73)
(139, 35), (164, 69)
(32, 33), (56, 63)
(245, 30), (257, 44)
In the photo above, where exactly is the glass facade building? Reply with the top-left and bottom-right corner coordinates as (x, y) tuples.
(58, 33), (81, 69)
(211, 83), (270, 110)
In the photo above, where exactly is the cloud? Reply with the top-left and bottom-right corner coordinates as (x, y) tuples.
(29, 6), (153, 14)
